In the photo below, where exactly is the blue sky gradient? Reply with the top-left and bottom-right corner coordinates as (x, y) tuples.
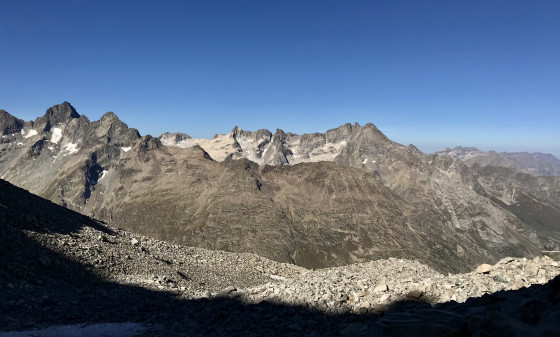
(1, 1), (559, 156)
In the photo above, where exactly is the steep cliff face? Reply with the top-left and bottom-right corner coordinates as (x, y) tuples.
(1, 102), (558, 274)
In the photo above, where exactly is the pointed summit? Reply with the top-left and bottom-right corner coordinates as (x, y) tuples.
(84, 111), (141, 146)
(34, 102), (80, 132)
(100, 111), (120, 122)
(45, 101), (80, 120)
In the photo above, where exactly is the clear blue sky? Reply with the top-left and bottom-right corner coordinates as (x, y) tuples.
(1, 0), (559, 156)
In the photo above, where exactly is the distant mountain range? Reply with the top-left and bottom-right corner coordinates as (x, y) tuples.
(1, 102), (559, 273)
(436, 146), (560, 177)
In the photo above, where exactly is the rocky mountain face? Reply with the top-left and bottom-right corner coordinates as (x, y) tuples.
(436, 146), (560, 177)
(1, 103), (559, 275)
(0, 102), (140, 210)
(1, 176), (560, 336)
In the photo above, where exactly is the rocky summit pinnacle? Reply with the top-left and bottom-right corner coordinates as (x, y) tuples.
(100, 111), (119, 121)
(33, 102), (80, 132)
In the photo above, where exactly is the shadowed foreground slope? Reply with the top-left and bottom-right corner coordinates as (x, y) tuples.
(1, 178), (560, 336)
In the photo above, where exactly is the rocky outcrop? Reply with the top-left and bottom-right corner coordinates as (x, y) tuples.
(160, 131), (191, 145)
(261, 129), (291, 165)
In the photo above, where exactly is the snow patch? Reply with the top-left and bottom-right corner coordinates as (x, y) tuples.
(99, 169), (109, 180)
(363, 158), (368, 164)
(289, 140), (348, 165)
(23, 129), (37, 138)
(121, 146), (131, 152)
(0, 322), (148, 337)
(62, 143), (79, 156)
(16, 142), (23, 146)
(166, 136), (236, 162)
(270, 275), (287, 281)
(51, 127), (63, 143)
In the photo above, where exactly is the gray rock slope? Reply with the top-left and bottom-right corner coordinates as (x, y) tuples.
(1, 177), (559, 336)
(0, 103), (559, 275)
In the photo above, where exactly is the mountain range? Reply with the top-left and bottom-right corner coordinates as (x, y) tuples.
(436, 146), (560, 177)
(1, 102), (559, 274)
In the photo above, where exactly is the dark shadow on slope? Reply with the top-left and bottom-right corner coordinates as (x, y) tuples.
(1, 179), (560, 336)
(0, 179), (112, 235)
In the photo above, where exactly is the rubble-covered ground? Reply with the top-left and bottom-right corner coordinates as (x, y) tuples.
(1, 179), (560, 336)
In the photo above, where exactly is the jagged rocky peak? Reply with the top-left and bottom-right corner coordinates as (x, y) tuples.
(46, 101), (80, 120)
(97, 111), (133, 130)
(230, 126), (273, 153)
(332, 122), (414, 170)
(160, 132), (192, 145)
(350, 122), (391, 143)
(406, 144), (422, 155)
(272, 128), (288, 142)
(324, 122), (354, 142)
(0, 109), (25, 135)
(85, 110), (141, 146)
(34, 101), (80, 132)
(99, 111), (120, 122)
(230, 125), (272, 142)
(257, 128), (291, 166)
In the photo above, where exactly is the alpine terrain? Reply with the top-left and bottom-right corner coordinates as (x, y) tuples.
(1, 102), (559, 276)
